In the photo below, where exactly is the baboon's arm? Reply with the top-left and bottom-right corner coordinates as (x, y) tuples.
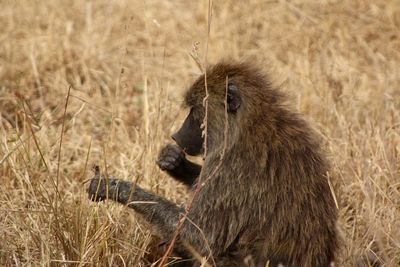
(157, 144), (201, 187)
(88, 177), (183, 237)
(166, 158), (201, 187)
(87, 172), (209, 254)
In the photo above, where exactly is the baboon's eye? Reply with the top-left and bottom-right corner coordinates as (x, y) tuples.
(227, 83), (241, 113)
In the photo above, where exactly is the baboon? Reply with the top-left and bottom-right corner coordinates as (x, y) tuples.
(88, 61), (338, 266)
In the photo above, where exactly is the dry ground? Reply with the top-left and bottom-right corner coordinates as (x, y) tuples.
(0, 0), (399, 266)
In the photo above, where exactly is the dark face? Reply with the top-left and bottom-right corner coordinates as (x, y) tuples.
(172, 83), (241, 156)
(172, 108), (204, 156)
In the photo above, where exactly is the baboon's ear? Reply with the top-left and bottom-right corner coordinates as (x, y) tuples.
(227, 83), (241, 113)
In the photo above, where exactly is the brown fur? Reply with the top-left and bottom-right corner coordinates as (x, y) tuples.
(181, 61), (338, 266)
(88, 61), (338, 267)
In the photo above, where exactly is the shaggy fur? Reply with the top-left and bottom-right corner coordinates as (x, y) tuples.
(182, 61), (338, 266)
(88, 61), (338, 266)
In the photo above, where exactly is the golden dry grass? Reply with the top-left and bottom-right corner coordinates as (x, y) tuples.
(0, 0), (399, 266)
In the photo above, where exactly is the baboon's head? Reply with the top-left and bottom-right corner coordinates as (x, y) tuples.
(172, 61), (276, 156)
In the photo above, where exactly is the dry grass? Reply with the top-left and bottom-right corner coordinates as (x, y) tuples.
(0, 0), (399, 266)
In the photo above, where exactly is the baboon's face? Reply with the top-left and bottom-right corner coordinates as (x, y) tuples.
(172, 107), (204, 156)
(172, 71), (241, 156)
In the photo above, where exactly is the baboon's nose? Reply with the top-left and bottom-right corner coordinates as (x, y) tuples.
(171, 133), (177, 142)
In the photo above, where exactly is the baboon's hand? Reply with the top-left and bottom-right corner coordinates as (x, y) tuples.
(87, 175), (120, 202)
(157, 144), (185, 171)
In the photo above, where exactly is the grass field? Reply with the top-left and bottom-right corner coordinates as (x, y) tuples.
(0, 0), (399, 266)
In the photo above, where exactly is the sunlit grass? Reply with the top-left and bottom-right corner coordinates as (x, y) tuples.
(0, 0), (399, 266)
